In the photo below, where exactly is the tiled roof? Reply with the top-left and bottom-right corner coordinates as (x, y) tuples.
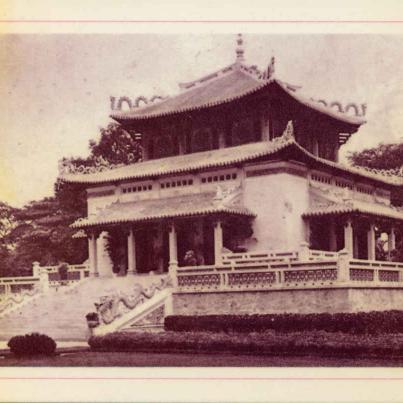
(71, 191), (254, 229)
(294, 141), (403, 186)
(61, 136), (294, 184)
(304, 186), (403, 221)
(111, 65), (365, 127)
(60, 134), (403, 187)
(303, 200), (403, 221)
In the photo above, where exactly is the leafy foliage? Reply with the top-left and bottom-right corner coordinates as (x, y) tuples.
(88, 329), (403, 357)
(8, 333), (56, 356)
(348, 142), (403, 170)
(89, 123), (142, 166)
(0, 122), (141, 277)
(165, 311), (403, 334)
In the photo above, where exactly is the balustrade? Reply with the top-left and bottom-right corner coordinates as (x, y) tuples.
(176, 249), (403, 293)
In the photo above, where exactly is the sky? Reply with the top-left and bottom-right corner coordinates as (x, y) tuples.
(0, 33), (402, 207)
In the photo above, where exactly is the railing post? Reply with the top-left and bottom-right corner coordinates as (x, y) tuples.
(299, 241), (310, 261)
(32, 261), (41, 278)
(39, 267), (50, 294)
(374, 269), (380, 284)
(4, 284), (11, 295)
(338, 249), (350, 283)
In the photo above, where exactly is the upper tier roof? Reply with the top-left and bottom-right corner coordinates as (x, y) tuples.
(110, 63), (366, 128)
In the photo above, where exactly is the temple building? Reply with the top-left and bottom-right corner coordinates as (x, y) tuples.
(60, 35), (403, 293)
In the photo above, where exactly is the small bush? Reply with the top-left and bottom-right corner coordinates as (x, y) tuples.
(8, 333), (57, 357)
(164, 311), (403, 334)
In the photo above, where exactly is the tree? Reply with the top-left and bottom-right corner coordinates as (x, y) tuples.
(0, 202), (18, 276)
(89, 122), (142, 166)
(0, 122), (142, 277)
(348, 142), (403, 170)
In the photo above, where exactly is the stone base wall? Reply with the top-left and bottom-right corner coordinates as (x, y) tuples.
(172, 288), (403, 315)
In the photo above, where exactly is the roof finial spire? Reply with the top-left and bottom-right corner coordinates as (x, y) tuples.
(267, 56), (275, 79)
(235, 33), (245, 63)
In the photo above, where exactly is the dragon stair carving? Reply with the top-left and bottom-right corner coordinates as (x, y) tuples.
(87, 276), (172, 335)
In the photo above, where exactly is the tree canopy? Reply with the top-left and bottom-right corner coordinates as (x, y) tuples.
(0, 122), (141, 276)
(348, 142), (403, 170)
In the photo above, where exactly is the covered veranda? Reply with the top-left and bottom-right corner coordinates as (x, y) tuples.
(72, 192), (255, 277)
(303, 205), (403, 261)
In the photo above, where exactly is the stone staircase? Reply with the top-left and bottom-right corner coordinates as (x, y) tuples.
(0, 275), (167, 342)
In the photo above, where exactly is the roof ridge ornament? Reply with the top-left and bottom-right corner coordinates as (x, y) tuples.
(235, 33), (245, 63)
(282, 120), (294, 141)
(267, 56), (275, 79)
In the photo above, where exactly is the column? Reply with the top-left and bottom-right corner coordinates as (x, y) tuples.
(302, 218), (310, 245)
(367, 223), (376, 261)
(127, 228), (137, 275)
(168, 223), (178, 270)
(214, 220), (223, 265)
(344, 219), (354, 257)
(353, 233), (359, 259)
(218, 130), (226, 149)
(193, 219), (205, 265)
(388, 226), (396, 260)
(329, 219), (337, 252)
(88, 233), (99, 277)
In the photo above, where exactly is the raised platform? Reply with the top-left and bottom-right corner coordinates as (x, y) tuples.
(173, 287), (403, 315)
(172, 249), (403, 315)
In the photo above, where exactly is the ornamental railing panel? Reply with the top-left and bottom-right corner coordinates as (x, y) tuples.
(379, 270), (400, 282)
(349, 268), (375, 282)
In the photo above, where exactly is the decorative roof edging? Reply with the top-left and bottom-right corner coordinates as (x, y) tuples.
(111, 76), (366, 127)
(72, 207), (255, 229)
(60, 131), (295, 185)
(60, 133), (403, 188)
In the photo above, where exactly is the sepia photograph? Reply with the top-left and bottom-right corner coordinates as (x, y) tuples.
(1, 30), (403, 370)
(1, 2), (403, 399)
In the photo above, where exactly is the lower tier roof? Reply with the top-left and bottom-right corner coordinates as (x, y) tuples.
(72, 191), (254, 230)
(60, 131), (403, 188)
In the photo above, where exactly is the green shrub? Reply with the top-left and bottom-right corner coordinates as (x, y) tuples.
(8, 333), (57, 356)
(164, 311), (403, 334)
(88, 330), (403, 357)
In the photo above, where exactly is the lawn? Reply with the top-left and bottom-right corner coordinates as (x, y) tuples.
(2, 350), (403, 367)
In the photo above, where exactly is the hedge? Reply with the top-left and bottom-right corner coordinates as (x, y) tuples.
(164, 311), (403, 334)
(8, 333), (56, 356)
(88, 330), (403, 357)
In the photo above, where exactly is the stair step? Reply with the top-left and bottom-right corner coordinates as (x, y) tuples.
(0, 275), (168, 341)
